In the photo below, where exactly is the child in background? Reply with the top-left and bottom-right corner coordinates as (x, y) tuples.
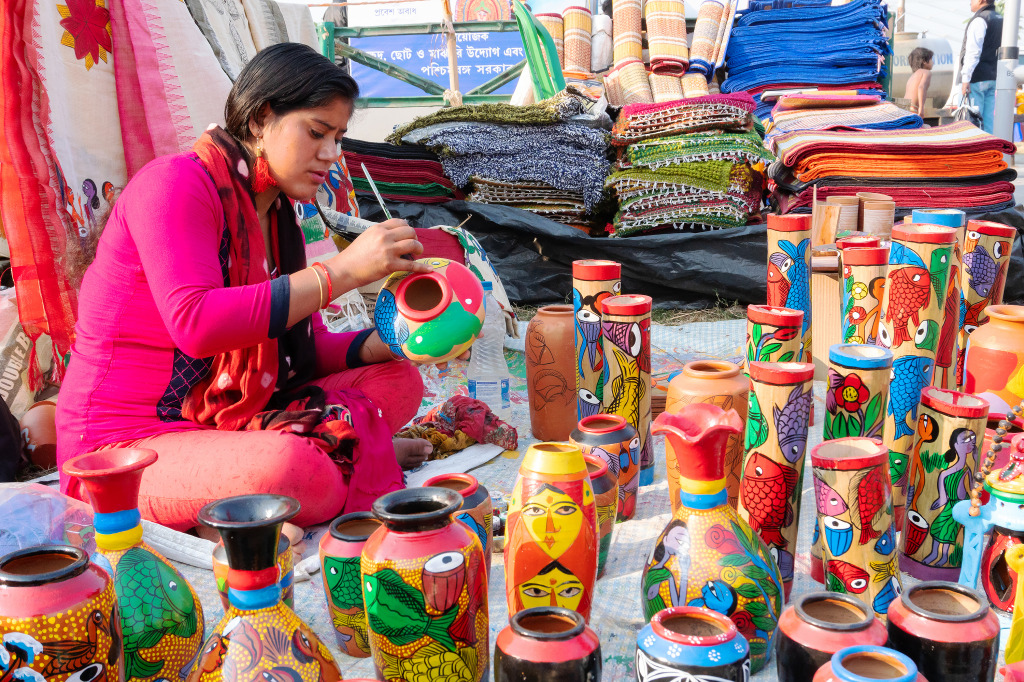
(905, 47), (934, 117)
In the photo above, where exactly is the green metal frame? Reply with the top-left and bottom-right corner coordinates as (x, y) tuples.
(318, 19), (525, 107)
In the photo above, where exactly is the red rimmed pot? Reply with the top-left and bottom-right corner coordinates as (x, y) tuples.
(494, 606), (601, 682)
(965, 304), (1024, 415)
(836, 235), (881, 251)
(746, 305), (805, 367)
(424, 472), (494, 576)
(636, 606), (750, 681)
(776, 591), (888, 682)
(583, 453), (618, 577)
(814, 645), (928, 682)
(570, 414), (638, 523)
(839, 246), (889, 346)
(886, 581), (999, 682)
(318, 511), (382, 657)
(572, 259), (621, 422)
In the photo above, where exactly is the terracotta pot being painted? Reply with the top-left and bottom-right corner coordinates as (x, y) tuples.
(318, 511), (382, 658)
(424, 472), (494, 576)
(886, 581), (999, 682)
(636, 606), (750, 682)
(570, 413), (638, 522)
(494, 606), (601, 682)
(665, 360), (749, 510)
(776, 592), (888, 682)
(583, 454), (618, 577)
(20, 399), (57, 469)
(526, 304), (577, 441)
(0, 545), (122, 682)
(813, 646), (928, 682)
(965, 305), (1024, 416)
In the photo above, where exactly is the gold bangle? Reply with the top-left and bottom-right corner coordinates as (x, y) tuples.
(312, 266), (326, 309)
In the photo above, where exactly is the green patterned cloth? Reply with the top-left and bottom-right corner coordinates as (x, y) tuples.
(627, 131), (775, 169)
(605, 160), (734, 194)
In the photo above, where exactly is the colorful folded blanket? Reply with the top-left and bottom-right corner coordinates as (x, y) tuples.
(611, 93), (757, 143)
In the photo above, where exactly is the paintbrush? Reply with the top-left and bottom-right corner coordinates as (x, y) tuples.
(360, 162), (392, 221)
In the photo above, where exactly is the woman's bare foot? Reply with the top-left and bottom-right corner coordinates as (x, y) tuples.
(394, 437), (432, 470)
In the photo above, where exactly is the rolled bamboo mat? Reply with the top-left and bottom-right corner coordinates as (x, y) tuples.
(563, 6), (593, 73)
(536, 13), (565, 68)
(612, 0), (643, 63)
(644, 0), (688, 75)
(687, 0), (725, 76)
(650, 72), (684, 102)
(681, 72), (710, 97)
(604, 65), (625, 106)
(618, 57), (655, 104)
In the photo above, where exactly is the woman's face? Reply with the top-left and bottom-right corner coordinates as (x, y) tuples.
(258, 96), (352, 201)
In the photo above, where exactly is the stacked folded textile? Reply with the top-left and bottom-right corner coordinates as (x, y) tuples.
(766, 93), (923, 144)
(722, 0), (888, 120)
(769, 121), (1018, 215)
(606, 93), (773, 235)
(343, 138), (463, 204)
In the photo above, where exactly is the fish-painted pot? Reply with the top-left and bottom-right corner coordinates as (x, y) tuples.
(776, 592), (888, 682)
(642, 405), (783, 674)
(665, 360), (750, 510)
(583, 454), (618, 577)
(373, 258), (485, 363)
(766, 213), (813, 364)
(601, 294), (654, 486)
(526, 305), (577, 441)
(494, 606), (601, 682)
(746, 305), (805, 367)
(636, 606), (750, 682)
(572, 259), (621, 420)
(363, 487), (489, 681)
(900, 388), (988, 581)
(424, 473), (494, 577)
(318, 512), (382, 658)
(213, 536), (293, 611)
(570, 413), (638, 522)
(0, 545), (122, 682)
(813, 646), (928, 682)
(840, 247), (889, 346)
(879, 224), (957, 529)
(886, 581), (999, 682)
(811, 437), (901, 620)
(505, 443), (598, 622)
(965, 305), (1024, 416)
(62, 448), (204, 682)
(739, 361), (815, 598)
(193, 494), (339, 682)
(957, 220), (1016, 390)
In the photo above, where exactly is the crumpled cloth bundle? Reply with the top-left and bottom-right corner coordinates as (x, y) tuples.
(397, 395), (518, 459)
(611, 92), (756, 144)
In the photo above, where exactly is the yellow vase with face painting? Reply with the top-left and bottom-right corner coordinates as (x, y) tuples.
(504, 442), (598, 622)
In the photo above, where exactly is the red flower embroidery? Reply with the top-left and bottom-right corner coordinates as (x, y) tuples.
(843, 265), (852, 278)
(835, 374), (869, 412)
(58, 0), (112, 69)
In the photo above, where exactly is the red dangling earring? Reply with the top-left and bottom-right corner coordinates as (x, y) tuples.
(251, 136), (278, 193)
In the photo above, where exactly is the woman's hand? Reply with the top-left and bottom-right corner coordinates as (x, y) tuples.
(358, 329), (481, 366)
(330, 219), (431, 288)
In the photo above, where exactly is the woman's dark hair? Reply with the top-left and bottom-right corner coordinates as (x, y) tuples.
(225, 42), (359, 145)
(908, 47), (934, 71)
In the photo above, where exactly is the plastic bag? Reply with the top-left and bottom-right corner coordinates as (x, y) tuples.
(955, 93), (983, 128)
(0, 482), (94, 556)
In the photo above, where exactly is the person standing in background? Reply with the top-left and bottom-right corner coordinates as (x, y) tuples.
(905, 47), (934, 117)
(959, 0), (1003, 134)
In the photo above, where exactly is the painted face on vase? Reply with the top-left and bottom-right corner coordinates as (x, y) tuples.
(522, 484), (583, 560)
(518, 561), (585, 610)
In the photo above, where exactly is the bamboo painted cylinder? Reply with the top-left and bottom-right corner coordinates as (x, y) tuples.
(877, 224), (957, 530)
(767, 214), (813, 365)
(601, 294), (654, 486)
(739, 361), (815, 598)
(840, 246), (889, 346)
(812, 438), (902, 620)
(746, 305), (804, 370)
(912, 209), (967, 390)
(825, 344), (893, 443)
(900, 388), (988, 581)
(573, 260), (621, 422)
(956, 220), (1016, 390)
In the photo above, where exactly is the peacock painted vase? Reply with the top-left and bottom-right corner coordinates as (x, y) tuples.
(318, 512), (382, 658)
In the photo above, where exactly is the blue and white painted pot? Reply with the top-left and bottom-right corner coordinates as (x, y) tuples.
(636, 606), (750, 682)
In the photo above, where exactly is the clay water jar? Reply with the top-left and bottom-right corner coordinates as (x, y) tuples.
(813, 646), (927, 682)
(20, 399), (57, 468)
(525, 304), (577, 441)
(636, 606), (750, 681)
(494, 606), (601, 682)
(424, 472), (494, 576)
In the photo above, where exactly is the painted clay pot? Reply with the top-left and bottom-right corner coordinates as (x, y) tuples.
(494, 606), (601, 682)
(886, 581), (999, 682)
(811, 437), (901, 619)
(911, 209), (967, 390)
(62, 448), (204, 682)
(424, 472), (494, 576)
(526, 304), (577, 441)
(373, 257), (485, 363)
(767, 213), (813, 364)
(363, 487), (489, 681)
(601, 294), (654, 486)
(965, 305), (1024, 416)
(318, 512), (382, 658)
(193, 494), (339, 682)
(878, 224), (957, 530)
(840, 247), (889, 346)
(583, 454), (618, 577)
(957, 220), (1016, 389)
(900, 388), (988, 581)
(569, 413), (638, 522)
(0, 545), (122, 682)
(776, 592), (888, 682)
(213, 535), (293, 611)
(636, 606), (750, 682)
(813, 646), (928, 682)
(642, 404), (783, 674)
(572, 259), (621, 420)
(746, 305), (805, 367)
(665, 360), (750, 510)
(739, 361), (815, 598)
(505, 443), (597, 622)
(20, 399), (57, 469)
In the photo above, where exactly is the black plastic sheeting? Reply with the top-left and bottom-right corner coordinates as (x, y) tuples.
(358, 198), (1024, 308)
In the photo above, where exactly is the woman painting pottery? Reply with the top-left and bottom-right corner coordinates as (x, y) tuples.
(56, 44), (437, 530)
